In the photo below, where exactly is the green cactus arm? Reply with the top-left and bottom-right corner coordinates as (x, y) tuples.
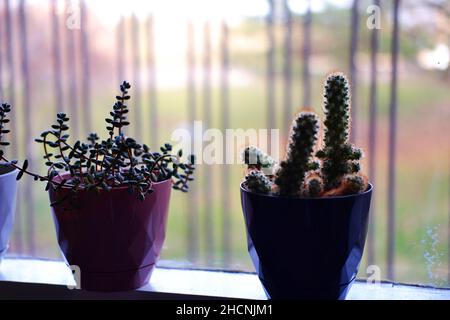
(244, 170), (273, 194)
(275, 112), (319, 197)
(241, 146), (275, 169)
(317, 72), (365, 191)
(343, 174), (366, 195)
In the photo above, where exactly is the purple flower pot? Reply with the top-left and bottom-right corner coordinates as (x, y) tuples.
(48, 176), (172, 291)
(240, 183), (373, 300)
(0, 165), (18, 264)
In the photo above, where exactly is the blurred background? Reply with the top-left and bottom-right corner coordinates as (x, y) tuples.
(0, 0), (449, 287)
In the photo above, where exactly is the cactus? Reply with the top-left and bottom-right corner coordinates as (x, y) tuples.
(342, 174), (368, 195)
(241, 72), (369, 198)
(274, 112), (320, 197)
(242, 146), (275, 173)
(304, 173), (324, 197)
(316, 73), (364, 192)
(244, 170), (273, 194)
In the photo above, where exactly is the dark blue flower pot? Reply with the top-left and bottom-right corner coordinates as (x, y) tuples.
(240, 183), (373, 300)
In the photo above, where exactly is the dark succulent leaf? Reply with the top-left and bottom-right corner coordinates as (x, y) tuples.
(16, 170), (24, 181)
(22, 159), (29, 171)
(49, 170), (58, 179)
(54, 163), (65, 169)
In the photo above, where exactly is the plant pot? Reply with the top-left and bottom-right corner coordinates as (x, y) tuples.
(0, 164), (18, 264)
(240, 183), (373, 300)
(48, 175), (172, 291)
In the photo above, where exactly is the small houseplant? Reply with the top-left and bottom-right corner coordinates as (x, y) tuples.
(0, 103), (18, 264)
(240, 73), (373, 299)
(0, 82), (196, 291)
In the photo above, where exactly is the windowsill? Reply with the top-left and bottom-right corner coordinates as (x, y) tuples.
(0, 257), (449, 300)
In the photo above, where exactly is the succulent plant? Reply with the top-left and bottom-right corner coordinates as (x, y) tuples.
(0, 82), (196, 207)
(316, 72), (365, 193)
(274, 112), (320, 197)
(244, 170), (272, 194)
(241, 72), (368, 198)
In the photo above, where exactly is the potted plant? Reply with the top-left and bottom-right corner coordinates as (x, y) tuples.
(0, 103), (18, 264)
(0, 82), (196, 291)
(240, 73), (373, 299)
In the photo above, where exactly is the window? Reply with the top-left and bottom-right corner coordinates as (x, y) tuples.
(0, 0), (449, 289)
